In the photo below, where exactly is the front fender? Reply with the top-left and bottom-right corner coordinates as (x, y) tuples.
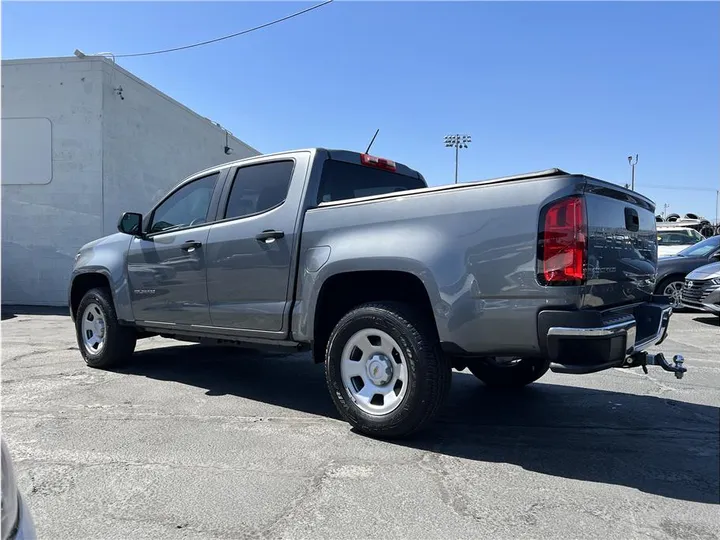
(69, 233), (134, 322)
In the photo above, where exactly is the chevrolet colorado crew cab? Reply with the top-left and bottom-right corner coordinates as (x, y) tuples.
(69, 148), (687, 438)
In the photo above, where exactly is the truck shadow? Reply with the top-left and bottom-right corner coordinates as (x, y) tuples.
(419, 379), (720, 506)
(693, 315), (719, 327)
(1, 305), (69, 320)
(121, 344), (719, 505)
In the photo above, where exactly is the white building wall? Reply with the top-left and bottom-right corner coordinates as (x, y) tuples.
(99, 59), (258, 234)
(1, 57), (260, 306)
(1, 58), (105, 306)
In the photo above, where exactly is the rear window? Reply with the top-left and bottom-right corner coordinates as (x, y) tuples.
(317, 159), (426, 204)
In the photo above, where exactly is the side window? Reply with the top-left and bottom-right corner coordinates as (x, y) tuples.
(149, 173), (219, 234)
(224, 160), (294, 220)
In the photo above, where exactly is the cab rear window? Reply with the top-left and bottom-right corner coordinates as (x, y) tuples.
(317, 159), (425, 204)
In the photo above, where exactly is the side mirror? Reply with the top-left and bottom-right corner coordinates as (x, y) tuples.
(117, 212), (144, 236)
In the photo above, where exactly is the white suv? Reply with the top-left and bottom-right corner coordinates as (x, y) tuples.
(657, 226), (705, 258)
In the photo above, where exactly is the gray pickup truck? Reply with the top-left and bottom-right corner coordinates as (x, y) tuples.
(68, 148), (686, 437)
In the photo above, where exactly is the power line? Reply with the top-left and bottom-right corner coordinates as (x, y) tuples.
(113, 0), (334, 59)
(641, 184), (719, 226)
(640, 184), (718, 192)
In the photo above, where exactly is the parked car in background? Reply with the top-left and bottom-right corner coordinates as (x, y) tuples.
(655, 235), (720, 309)
(1, 438), (36, 540)
(656, 226), (705, 258)
(681, 261), (720, 319)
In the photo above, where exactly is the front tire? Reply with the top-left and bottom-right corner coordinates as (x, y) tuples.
(324, 302), (452, 439)
(75, 287), (137, 369)
(465, 356), (550, 388)
(655, 276), (685, 311)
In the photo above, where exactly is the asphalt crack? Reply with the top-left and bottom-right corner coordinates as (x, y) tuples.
(417, 453), (484, 525)
(14, 455), (314, 479)
(256, 459), (336, 540)
(1, 347), (76, 366)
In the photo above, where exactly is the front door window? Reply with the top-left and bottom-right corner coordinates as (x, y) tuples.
(149, 173), (220, 234)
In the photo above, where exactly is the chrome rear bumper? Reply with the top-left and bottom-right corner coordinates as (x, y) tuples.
(540, 297), (684, 377)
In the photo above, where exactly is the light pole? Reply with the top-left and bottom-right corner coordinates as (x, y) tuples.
(627, 154), (638, 191)
(445, 134), (471, 184)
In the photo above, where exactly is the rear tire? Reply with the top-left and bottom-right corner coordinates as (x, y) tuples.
(465, 356), (550, 388)
(324, 301), (452, 439)
(75, 287), (137, 369)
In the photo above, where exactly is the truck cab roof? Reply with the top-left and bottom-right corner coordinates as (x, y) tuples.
(188, 147), (425, 184)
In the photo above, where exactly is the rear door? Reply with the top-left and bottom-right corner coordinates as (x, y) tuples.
(127, 171), (224, 326)
(582, 180), (658, 309)
(205, 153), (311, 334)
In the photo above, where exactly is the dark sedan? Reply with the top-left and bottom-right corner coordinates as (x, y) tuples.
(655, 235), (720, 308)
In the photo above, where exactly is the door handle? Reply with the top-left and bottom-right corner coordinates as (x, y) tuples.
(255, 230), (285, 243)
(181, 240), (202, 252)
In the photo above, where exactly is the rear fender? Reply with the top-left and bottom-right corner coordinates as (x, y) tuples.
(292, 255), (442, 343)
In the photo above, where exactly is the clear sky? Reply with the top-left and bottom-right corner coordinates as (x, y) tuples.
(3, 1), (719, 220)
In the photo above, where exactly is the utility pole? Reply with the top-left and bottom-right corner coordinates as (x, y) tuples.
(444, 134), (471, 184)
(627, 154), (638, 191)
(662, 203), (670, 221)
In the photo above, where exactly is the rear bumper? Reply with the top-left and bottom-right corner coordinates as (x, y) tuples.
(539, 296), (673, 374)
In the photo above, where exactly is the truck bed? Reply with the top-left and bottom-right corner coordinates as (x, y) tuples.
(295, 170), (657, 357)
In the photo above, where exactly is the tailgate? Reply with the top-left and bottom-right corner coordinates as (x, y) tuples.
(581, 180), (657, 309)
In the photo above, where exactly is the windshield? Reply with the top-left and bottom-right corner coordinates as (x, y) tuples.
(676, 234), (720, 257)
(657, 229), (704, 246)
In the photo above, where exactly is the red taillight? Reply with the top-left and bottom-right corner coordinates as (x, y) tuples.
(538, 196), (587, 285)
(360, 153), (397, 172)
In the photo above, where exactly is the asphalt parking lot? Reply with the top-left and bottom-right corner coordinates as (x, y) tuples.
(1, 309), (718, 540)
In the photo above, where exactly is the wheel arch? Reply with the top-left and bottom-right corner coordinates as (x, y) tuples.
(308, 269), (439, 363)
(69, 270), (111, 320)
(69, 269), (133, 323)
(654, 272), (687, 294)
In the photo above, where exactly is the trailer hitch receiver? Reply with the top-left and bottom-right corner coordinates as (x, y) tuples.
(625, 351), (686, 379)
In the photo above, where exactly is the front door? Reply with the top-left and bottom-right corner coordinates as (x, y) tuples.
(127, 172), (221, 326)
(205, 158), (302, 332)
